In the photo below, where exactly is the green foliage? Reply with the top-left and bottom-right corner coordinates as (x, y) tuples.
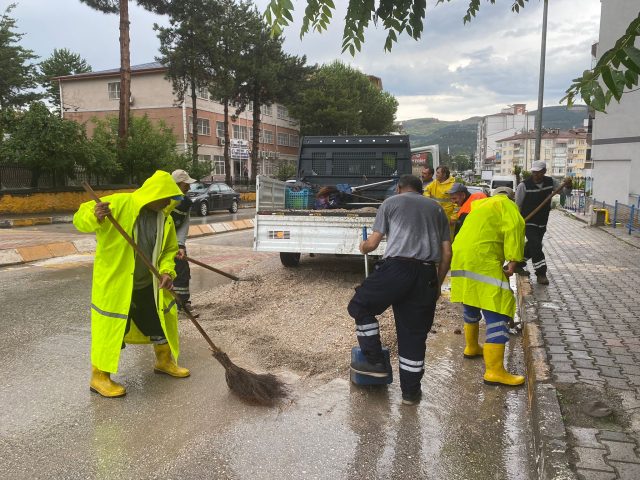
(0, 4), (41, 109)
(288, 61), (397, 136)
(0, 102), (88, 184)
(275, 162), (297, 181)
(39, 48), (92, 109)
(562, 12), (640, 112)
(89, 115), (185, 183)
(155, 0), (226, 164)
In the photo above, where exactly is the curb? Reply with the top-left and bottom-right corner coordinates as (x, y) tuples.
(0, 215), (73, 228)
(0, 205), (256, 229)
(518, 275), (577, 480)
(0, 218), (255, 268)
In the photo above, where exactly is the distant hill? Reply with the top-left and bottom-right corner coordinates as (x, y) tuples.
(403, 105), (589, 156)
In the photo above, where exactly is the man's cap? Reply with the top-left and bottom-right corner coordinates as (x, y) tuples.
(493, 186), (515, 200)
(172, 169), (196, 184)
(531, 160), (547, 172)
(447, 183), (468, 194)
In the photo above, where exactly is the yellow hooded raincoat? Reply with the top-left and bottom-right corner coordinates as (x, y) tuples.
(424, 176), (456, 221)
(450, 194), (525, 318)
(73, 171), (183, 373)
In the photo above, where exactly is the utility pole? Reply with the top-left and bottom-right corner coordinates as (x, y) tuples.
(534, 0), (548, 163)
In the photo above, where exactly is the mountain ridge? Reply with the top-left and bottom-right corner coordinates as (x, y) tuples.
(403, 105), (588, 155)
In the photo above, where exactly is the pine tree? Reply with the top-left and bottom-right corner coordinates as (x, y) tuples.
(39, 48), (92, 110)
(0, 4), (40, 110)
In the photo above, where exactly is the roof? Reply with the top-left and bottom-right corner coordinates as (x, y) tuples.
(56, 62), (167, 81)
(496, 128), (587, 143)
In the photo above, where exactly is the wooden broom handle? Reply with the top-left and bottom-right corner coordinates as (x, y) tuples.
(185, 256), (240, 281)
(81, 182), (221, 353)
(523, 179), (571, 223)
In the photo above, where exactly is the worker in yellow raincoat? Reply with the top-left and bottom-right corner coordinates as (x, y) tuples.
(73, 170), (189, 398)
(423, 165), (456, 230)
(450, 187), (526, 386)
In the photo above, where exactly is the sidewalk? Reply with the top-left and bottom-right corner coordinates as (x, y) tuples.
(0, 216), (255, 267)
(521, 210), (640, 480)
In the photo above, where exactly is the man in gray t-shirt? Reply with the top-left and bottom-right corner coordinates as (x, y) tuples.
(348, 174), (452, 406)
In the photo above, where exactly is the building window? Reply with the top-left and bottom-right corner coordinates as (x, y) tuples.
(216, 121), (225, 138)
(263, 130), (273, 144)
(289, 134), (299, 147)
(232, 124), (248, 140)
(212, 155), (225, 175)
(108, 82), (120, 100)
(196, 86), (209, 100)
(261, 104), (272, 116)
(189, 117), (211, 136)
(198, 154), (212, 168)
(277, 132), (288, 146)
(277, 105), (288, 120)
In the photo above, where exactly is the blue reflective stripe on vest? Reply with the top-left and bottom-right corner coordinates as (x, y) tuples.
(91, 303), (128, 319)
(451, 270), (512, 291)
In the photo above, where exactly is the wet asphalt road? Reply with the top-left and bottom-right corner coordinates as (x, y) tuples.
(0, 230), (535, 479)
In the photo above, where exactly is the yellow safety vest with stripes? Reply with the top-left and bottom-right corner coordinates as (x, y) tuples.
(73, 171), (183, 374)
(450, 195), (525, 318)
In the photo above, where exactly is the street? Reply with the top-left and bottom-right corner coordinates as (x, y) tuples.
(0, 228), (535, 479)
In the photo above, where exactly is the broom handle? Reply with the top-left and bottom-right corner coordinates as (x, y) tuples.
(81, 182), (221, 354)
(185, 256), (240, 281)
(523, 179), (571, 222)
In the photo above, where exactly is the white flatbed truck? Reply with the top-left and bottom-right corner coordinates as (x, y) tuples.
(253, 135), (416, 267)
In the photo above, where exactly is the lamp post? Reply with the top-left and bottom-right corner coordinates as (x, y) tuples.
(534, 0), (549, 162)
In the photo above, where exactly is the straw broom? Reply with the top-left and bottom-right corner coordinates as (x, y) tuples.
(82, 182), (288, 406)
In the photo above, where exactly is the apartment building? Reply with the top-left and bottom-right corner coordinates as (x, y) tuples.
(57, 62), (301, 181)
(475, 104), (536, 174)
(495, 129), (588, 178)
(590, 0), (640, 206)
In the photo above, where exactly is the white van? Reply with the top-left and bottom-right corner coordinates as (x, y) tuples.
(490, 175), (517, 195)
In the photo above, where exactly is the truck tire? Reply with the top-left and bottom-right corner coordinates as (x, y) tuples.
(280, 252), (301, 267)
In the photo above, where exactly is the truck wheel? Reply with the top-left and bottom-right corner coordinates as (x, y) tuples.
(280, 252), (301, 267)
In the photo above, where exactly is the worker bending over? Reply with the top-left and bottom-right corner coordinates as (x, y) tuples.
(447, 183), (487, 236)
(450, 187), (525, 386)
(348, 174), (452, 405)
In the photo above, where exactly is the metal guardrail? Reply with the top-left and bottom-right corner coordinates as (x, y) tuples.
(567, 194), (639, 235)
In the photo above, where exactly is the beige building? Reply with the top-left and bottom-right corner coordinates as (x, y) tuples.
(57, 62), (301, 181)
(495, 129), (588, 178)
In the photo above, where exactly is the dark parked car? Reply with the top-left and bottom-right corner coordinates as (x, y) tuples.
(187, 182), (240, 216)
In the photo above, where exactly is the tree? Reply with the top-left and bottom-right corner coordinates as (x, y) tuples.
(0, 4), (40, 110)
(235, 21), (311, 184)
(288, 61), (397, 136)
(264, 0), (640, 112)
(79, 0), (133, 160)
(89, 114), (184, 184)
(1, 102), (89, 186)
(205, 0), (257, 185)
(39, 48), (92, 110)
(155, 0), (224, 167)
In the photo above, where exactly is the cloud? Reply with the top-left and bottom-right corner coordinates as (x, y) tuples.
(10, 0), (601, 121)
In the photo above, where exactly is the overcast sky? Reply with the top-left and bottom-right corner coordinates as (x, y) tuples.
(9, 0), (601, 121)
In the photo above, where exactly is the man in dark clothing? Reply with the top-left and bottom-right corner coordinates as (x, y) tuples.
(171, 169), (197, 314)
(515, 160), (557, 285)
(347, 174), (452, 405)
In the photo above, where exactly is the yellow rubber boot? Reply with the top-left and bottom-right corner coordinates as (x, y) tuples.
(483, 343), (524, 386)
(463, 323), (483, 358)
(153, 343), (190, 378)
(90, 366), (126, 398)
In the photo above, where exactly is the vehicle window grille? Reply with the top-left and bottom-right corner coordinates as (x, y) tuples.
(381, 152), (398, 175)
(311, 152), (327, 175)
(332, 152), (378, 176)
